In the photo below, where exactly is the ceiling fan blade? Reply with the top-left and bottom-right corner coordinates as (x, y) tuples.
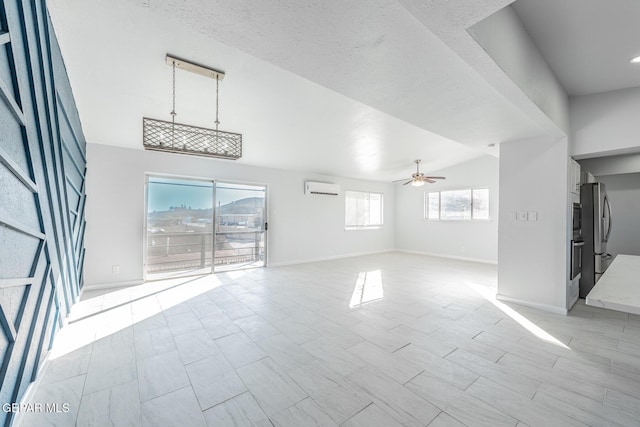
(424, 176), (446, 180)
(425, 179), (436, 183)
(402, 179), (413, 185)
(392, 178), (410, 182)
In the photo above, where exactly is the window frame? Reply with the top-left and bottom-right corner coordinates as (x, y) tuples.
(424, 187), (490, 221)
(345, 190), (384, 230)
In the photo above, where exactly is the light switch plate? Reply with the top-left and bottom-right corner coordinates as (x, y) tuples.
(517, 211), (528, 221)
(528, 211), (537, 221)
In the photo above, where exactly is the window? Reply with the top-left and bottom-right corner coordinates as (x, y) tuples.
(345, 191), (384, 229)
(472, 188), (490, 220)
(425, 188), (489, 220)
(426, 192), (440, 220)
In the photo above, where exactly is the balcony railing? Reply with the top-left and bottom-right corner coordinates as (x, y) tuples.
(146, 230), (264, 273)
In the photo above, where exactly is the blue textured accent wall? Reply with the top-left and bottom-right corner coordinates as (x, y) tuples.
(0, 1), (86, 425)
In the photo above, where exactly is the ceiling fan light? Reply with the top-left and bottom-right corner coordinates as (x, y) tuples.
(411, 180), (425, 187)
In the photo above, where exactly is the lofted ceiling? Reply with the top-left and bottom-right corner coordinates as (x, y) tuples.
(47, 0), (567, 181)
(513, 0), (640, 97)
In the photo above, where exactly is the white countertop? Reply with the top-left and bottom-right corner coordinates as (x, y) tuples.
(586, 254), (640, 315)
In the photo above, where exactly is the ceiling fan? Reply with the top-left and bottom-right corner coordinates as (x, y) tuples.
(393, 159), (446, 187)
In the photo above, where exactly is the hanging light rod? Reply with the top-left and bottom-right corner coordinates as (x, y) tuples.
(165, 54), (225, 80)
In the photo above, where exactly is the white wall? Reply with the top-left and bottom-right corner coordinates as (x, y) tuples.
(395, 156), (499, 263)
(498, 136), (570, 314)
(84, 144), (395, 287)
(594, 173), (640, 257)
(579, 153), (640, 177)
(468, 6), (569, 134)
(571, 87), (640, 158)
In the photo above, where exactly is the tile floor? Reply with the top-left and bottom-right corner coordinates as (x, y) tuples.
(17, 253), (640, 426)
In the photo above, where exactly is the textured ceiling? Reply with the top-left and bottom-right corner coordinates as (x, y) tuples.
(513, 0), (640, 96)
(47, 0), (558, 181)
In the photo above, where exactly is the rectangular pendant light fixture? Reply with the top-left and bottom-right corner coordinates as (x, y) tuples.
(142, 117), (242, 159)
(142, 55), (242, 160)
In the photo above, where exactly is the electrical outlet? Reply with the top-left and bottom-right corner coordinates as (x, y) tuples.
(112, 265), (120, 274)
(528, 211), (537, 221)
(517, 211), (528, 221)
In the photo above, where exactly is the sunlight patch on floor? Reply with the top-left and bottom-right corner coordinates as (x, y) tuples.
(225, 269), (248, 280)
(50, 274), (224, 359)
(350, 270), (384, 308)
(465, 281), (570, 349)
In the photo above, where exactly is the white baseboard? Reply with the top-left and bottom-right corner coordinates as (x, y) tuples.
(268, 249), (395, 267)
(496, 294), (568, 315)
(81, 279), (144, 292)
(395, 249), (498, 265)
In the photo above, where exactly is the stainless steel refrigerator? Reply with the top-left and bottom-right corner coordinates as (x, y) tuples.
(579, 182), (613, 298)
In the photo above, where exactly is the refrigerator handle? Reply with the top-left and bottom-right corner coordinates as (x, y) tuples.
(603, 194), (612, 243)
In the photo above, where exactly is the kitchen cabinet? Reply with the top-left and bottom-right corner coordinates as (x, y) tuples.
(569, 159), (581, 194)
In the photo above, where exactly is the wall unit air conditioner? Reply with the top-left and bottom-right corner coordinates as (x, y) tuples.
(305, 181), (340, 196)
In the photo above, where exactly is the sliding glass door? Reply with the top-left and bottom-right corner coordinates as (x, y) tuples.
(214, 182), (267, 271)
(146, 177), (214, 278)
(145, 176), (266, 279)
